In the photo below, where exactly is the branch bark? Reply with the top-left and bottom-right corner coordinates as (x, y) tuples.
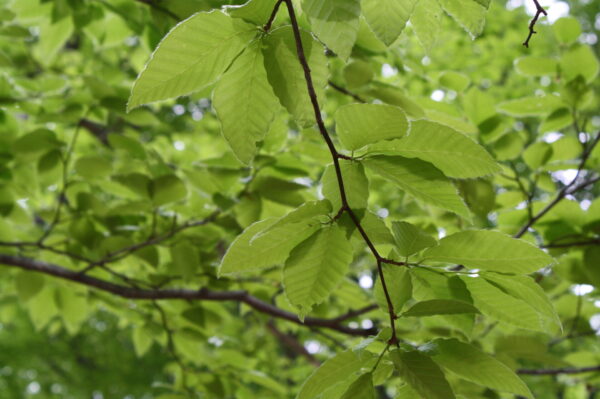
(0, 254), (376, 337)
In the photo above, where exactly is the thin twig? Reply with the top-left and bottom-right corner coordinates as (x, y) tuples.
(263, 0), (284, 31)
(280, 0), (400, 345)
(267, 320), (320, 366)
(328, 80), (367, 103)
(518, 365), (600, 375)
(523, 0), (547, 48)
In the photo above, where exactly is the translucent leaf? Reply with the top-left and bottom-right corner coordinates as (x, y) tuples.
(343, 60), (373, 89)
(340, 372), (375, 399)
(15, 271), (45, 302)
(376, 120), (500, 178)
(410, 0), (443, 51)
(133, 326), (154, 357)
(391, 350), (456, 399)
(263, 26), (328, 127)
(438, 71), (470, 92)
(128, 11), (256, 109)
(515, 56), (558, 77)
(303, 0), (361, 60)
(540, 108), (572, 133)
(362, 0), (418, 46)
(227, 0), (279, 24)
(432, 339), (533, 398)
(213, 40), (279, 164)
(284, 225), (353, 315)
(336, 104), (408, 151)
(321, 160), (369, 210)
(296, 349), (375, 399)
(423, 230), (554, 273)
(497, 95), (563, 117)
(374, 264), (412, 314)
(75, 156), (112, 179)
(392, 221), (437, 257)
(364, 155), (471, 218)
(559, 44), (599, 83)
(459, 276), (544, 331)
(523, 141), (553, 170)
(402, 299), (479, 317)
(437, 0), (488, 38)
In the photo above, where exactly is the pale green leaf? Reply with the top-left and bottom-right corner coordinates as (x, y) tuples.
(376, 120), (500, 178)
(423, 230), (554, 273)
(559, 44), (599, 83)
(459, 276), (543, 331)
(432, 339), (533, 398)
(438, 71), (470, 92)
(284, 225), (353, 315)
(515, 56), (558, 77)
(75, 156), (111, 179)
(410, 0), (443, 51)
(392, 221), (437, 257)
(374, 264), (412, 314)
(128, 11), (256, 109)
(213, 40), (279, 164)
(437, 0), (488, 38)
(340, 373), (375, 399)
(523, 141), (553, 170)
(497, 95), (564, 117)
(364, 155), (471, 218)
(336, 104), (408, 151)
(296, 349), (375, 399)
(391, 350), (456, 399)
(552, 17), (581, 44)
(322, 160), (369, 210)
(402, 299), (479, 317)
(228, 0), (279, 24)
(303, 0), (361, 60)
(362, 0), (418, 46)
(263, 26), (329, 127)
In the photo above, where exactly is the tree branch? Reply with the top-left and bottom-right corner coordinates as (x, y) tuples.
(523, 0), (547, 48)
(518, 365), (600, 375)
(267, 320), (320, 366)
(0, 254), (376, 337)
(328, 80), (366, 103)
(278, 0), (401, 346)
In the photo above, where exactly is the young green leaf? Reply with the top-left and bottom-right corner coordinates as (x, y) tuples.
(151, 175), (187, 206)
(340, 372), (375, 399)
(391, 350), (456, 399)
(321, 160), (369, 210)
(410, 0), (443, 51)
(302, 0), (360, 60)
(296, 349), (375, 399)
(213, 39), (279, 164)
(263, 26), (328, 127)
(335, 104), (408, 151)
(364, 155), (471, 218)
(128, 11), (256, 109)
(228, 0), (279, 25)
(552, 17), (582, 45)
(402, 299), (479, 317)
(432, 339), (533, 398)
(374, 264), (412, 314)
(392, 221), (437, 257)
(422, 230), (554, 273)
(437, 0), (488, 38)
(362, 0), (418, 46)
(284, 225), (353, 315)
(376, 120), (501, 178)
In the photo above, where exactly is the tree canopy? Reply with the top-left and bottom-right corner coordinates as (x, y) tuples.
(0, 0), (599, 398)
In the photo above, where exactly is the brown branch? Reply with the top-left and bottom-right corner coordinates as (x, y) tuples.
(0, 254), (376, 336)
(267, 320), (320, 366)
(514, 132), (599, 238)
(263, 0), (284, 31)
(280, 0), (400, 346)
(518, 365), (600, 375)
(328, 80), (366, 103)
(523, 0), (547, 48)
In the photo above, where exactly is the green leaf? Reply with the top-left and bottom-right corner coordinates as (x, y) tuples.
(559, 44), (599, 83)
(263, 26), (328, 127)
(302, 0), (361, 60)
(364, 155), (470, 218)
(392, 221), (437, 257)
(336, 104), (408, 151)
(423, 230), (554, 273)
(410, 0), (443, 51)
(56, 289), (89, 335)
(437, 0), (488, 38)
(523, 141), (553, 170)
(213, 39), (279, 164)
(322, 160), (369, 210)
(376, 120), (500, 178)
(75, 156), (112, 179)
(438, 71), (470, 92)
(540, 108), (573, 133)
(362, 0), (418, 46)
(170, 242), (199, 278)
(13, 129), (62, 153)
(296, 349), (375, 399)
(343, 60), (373, 89)
(402, 299), (479, 317)
(497, 95), (563, 117)
(284, 225), (353, 315)
(432, 339), (533, 398)
(514, 56), (558, 77)
(151, 174), (187, 206)
(128, 11), (256, 109)
(132, 326), (154, 357)
(552, 17), (581, 44)
(391, 350), (456, 399)
(340, 373), (375, 399)
(228, 0), (279, 24)
(374, 264), (412, 314)
(459, 276), (543, 331)
(15, 271), (45, 302)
